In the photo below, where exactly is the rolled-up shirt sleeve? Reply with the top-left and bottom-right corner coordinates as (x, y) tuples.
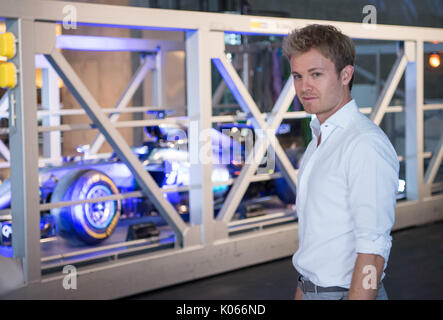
(347, 134), (399, 263)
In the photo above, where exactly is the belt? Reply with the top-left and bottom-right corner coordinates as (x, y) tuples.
(298, 275), (349, 294)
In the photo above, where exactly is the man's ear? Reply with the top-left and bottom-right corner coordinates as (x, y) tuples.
(341, 65), (354, 86)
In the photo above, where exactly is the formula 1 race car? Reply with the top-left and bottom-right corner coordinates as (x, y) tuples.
(0, 121), (301, 246)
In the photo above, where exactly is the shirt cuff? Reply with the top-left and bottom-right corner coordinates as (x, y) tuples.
(355, 233), (392, 263)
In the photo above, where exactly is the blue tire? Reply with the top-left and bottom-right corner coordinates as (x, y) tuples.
(50, 170), (121, 244)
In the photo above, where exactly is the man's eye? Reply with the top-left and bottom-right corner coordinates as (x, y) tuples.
(293, 74), (301, 79)
(312, 73), (321, 77)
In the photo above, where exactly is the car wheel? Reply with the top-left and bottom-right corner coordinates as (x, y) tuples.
(50, 170), (121, 244)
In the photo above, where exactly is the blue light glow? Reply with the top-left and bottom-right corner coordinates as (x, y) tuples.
(224, 31), (287, 37)
(276, 123), (291, 135)
(133, 145), (148, 155)
(0, 245), (13, 258)
(213, 184), (229, 193)
(144, 127), (158, 141)
(57, 35), (157, 52)
(225, 33), (242, 45)
(0, 179), (11, 210)
(76, 144), (90, 154)
(56, 21), (193, 33)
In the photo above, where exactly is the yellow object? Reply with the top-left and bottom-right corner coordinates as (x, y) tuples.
(36, 68), (42, 89)
(429, 53), (440, 68)
(250, 21), (262, 29)
(56, 24), (62, 36)
(0, 62), (17, 88)
(0, 32), (16, 59)
(35, 68), (64, 89)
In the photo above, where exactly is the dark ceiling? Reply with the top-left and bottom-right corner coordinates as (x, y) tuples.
(128, 0), (443, 29)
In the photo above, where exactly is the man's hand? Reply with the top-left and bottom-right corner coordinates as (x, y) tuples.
(294, 286), (303, 300)
(348, 253), (385, 300)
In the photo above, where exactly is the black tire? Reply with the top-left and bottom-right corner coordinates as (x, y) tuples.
(50, 170), (121, 245)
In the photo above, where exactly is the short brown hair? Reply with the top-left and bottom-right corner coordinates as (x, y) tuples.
(283, 24), (356, 90)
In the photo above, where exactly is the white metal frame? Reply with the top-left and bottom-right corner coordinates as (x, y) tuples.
(0, 0), (441, 299)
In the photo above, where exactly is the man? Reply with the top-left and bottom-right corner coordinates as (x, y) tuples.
(282, 24), (399, 300)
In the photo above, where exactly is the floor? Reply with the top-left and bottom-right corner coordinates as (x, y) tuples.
(128, 219), (443, 300)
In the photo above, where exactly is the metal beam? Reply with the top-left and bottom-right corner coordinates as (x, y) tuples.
(89, 55), (154, 154)
(186, 30), (217, 244)
(405, 40), (425, 200)
(1, 0), (443, 42)
(212, 80), (227, 107)
(266, 79), (299, 190)
(55, 35), (184, 52)
(4, 222), (301, 299)
(152, 49), (165, 109)
(7, 18), (42, 284)
(355, 42), (443, 55)
(41, 64), (61, 160)
(213, 55), (296, 223)
(0, 139), (10, 162)
(1, 0), (442, 299)
(214, 56), (297, 184)
(354, 65), (405, 98)
(43, 49), (192, 247)
(370, 52), (408, 126)
(424, 134), (443, 186)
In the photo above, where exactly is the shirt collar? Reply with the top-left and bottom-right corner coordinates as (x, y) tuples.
(310, 99), (358, 137)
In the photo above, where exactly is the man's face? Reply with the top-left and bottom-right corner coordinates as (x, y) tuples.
(290, 48), (352, 123)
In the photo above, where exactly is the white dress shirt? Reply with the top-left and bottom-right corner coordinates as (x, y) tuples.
(293, 99), (399, 289)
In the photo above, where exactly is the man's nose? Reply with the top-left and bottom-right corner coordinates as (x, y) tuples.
(297, 78), (312, 93)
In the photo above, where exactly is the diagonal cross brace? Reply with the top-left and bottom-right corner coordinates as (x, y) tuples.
(213, 55), (297, 223)
(44, 49), (189, 245)
(0, 139), (10, 162)
(213, 56), (297, 189)
(370, 53), (408, 126)
(0, 91), (9, 114)
(424, 134), (443, 185)
(89, 54), (155, 154)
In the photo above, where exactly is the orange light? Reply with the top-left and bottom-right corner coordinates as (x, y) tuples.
(429, 53), (440, 68)
(35, 68), (64, 89)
